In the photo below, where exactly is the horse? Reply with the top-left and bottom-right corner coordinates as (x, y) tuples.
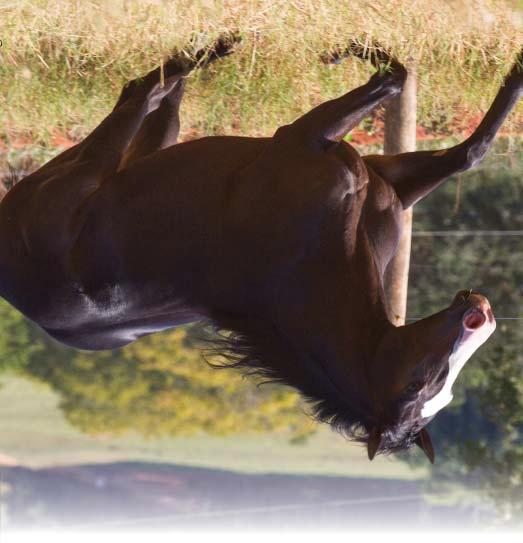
(1, 35), (519, 462)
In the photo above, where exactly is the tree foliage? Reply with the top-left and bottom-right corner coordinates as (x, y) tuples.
(406, 141), (523, 518)
(21, 325), (314, 440)
(0, 300), (42, 374)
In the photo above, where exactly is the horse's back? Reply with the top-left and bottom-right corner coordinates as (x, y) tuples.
(0, 135), (270, 329)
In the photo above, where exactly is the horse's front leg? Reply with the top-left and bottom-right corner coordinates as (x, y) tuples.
(288, 43), (407, 146)
(363, 49), (523, 209)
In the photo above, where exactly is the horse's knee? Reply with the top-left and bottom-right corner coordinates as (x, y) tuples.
(454, 141), (489, 172)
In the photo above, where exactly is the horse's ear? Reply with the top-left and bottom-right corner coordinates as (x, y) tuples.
(367, 425), (383, 460)
(415, 428), (435, 464)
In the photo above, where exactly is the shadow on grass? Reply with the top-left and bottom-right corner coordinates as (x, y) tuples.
(1, 461), (493, 531)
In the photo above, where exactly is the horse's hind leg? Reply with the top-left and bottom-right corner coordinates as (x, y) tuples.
(75, 60), (191, 179)
(2, 46), (198, 216)
(70, 33), (240, 179)
(117, 76), (187, 170)
(118, 33), (241, 169)
(1, 81), (153, 210)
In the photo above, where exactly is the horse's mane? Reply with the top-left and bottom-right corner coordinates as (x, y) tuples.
(205, 313), (425, 455)
(206, 313), (371, 442)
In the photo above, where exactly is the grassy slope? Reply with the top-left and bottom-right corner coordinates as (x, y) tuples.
(0, 375), (425, 479)
(0, 0), (522, 147)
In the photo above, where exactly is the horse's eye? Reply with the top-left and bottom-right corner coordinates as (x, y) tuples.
(404, 381), (423, 396)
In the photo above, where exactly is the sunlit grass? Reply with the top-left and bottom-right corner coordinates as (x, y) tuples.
(0, 0), (521, 145)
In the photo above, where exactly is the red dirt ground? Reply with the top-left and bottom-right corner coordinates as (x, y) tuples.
(1, 111), (520, 153)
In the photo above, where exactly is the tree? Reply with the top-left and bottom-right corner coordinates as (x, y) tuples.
(23, 325), (314, 440)
(405, 143), (523, 519)
(0, 299), (42, 374)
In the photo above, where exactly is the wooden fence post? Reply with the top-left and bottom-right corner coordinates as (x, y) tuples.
(383, 61), (417, 326)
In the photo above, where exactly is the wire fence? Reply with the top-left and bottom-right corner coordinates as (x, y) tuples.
(407, 229), (523, 320)
(412, 230), (523, 237)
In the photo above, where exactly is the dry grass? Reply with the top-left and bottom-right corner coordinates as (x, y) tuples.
(0, 0), (522, 145)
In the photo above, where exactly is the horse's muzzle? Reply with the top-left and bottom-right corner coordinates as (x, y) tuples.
(452, 290), (495, 330)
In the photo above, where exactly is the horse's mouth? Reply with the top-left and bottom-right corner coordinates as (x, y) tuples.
(463, 308), (487, 330)
(462, 294), (495, 332)
(452, 290), (495, 331)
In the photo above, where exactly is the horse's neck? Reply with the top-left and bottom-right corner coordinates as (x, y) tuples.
(274, 243), (390, 389)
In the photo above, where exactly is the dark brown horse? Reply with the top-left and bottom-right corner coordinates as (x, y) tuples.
(1, 35), (520, 461)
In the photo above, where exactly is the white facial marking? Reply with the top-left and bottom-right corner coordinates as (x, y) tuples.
(421, 311), (496, 418)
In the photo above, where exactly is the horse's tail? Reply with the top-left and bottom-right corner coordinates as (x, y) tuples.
(0, 164), (19, 203)
(1, 158), (40, 203)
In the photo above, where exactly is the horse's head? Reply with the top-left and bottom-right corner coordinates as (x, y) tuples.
(209, 285), (495, 465)
(366, 290), (496, 461)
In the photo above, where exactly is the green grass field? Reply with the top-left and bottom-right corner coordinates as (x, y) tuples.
(0, 375), (426, 479)
(1, 0), (521, 146)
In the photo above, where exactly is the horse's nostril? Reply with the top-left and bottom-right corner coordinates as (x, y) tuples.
(463, 310), (486, 330)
